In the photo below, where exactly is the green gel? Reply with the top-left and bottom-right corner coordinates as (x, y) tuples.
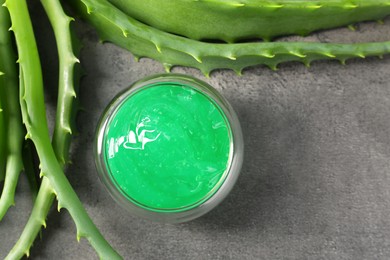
(103, 82), (232, 212)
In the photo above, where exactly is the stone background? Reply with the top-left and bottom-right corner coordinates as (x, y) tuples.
(1, 3), (390, 260)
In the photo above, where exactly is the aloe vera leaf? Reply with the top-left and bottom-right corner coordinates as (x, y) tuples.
(0, 3), (25, 220)
(41, 0), (79, 166)
(0, 73), (5, 183)
(6, 176), (54, 259)
(6, 0), (83, 256)
(0, 72), (5, 183)
(0, 3), (7, 183)
(69, 0), (390, 76)
(109, 0), (390, 42)
(5, 0), (121, 258)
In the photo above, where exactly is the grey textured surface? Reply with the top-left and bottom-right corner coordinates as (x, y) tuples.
(1, 3), (390, 260)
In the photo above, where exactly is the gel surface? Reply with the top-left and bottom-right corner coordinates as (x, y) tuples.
(103, 83), (231, 211)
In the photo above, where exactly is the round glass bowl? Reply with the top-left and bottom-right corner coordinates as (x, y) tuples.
(95, 74), (243, 223)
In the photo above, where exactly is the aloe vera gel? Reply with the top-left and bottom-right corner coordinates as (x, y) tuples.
(95, 74), (243, 223)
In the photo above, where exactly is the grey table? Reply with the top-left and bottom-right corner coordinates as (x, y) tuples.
(1, 3), (390, 260)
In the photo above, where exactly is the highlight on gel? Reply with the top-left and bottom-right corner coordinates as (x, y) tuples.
(95, 74), (243, 223)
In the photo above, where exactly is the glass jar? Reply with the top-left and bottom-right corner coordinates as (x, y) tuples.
(95, 74), (243, 223)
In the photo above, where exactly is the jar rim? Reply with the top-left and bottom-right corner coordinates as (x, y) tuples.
(95, 73), (244, 223)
